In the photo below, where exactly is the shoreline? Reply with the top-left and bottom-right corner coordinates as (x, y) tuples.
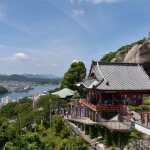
(0, 84), (59, 102)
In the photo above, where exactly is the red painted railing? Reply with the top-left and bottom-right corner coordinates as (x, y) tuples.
(79, 99), (120, 111)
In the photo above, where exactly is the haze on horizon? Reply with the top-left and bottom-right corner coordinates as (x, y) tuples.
(0, 0), (150, 76)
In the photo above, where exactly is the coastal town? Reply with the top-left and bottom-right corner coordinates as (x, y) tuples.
(0, 80), (50, 107)
(0, 90), (49, 106)
(0, 80), (36, 92)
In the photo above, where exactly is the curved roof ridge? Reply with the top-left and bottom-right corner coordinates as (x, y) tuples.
(97, 62), (106, 81)
(93, 61), (142, 66)
(138, 64), (150, 81)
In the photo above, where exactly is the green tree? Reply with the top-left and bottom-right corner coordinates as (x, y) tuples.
(52, 115), (65, 135)
(18, 97), (32, 105)
(11, 102), (35, 132)
(60, 61), (86, 90)
(60, 125), (70, 139)
(58, 136), (87, 150)
(36, 94), (60, 120)
(0, 102), (19, 118)
(58, 138), (70, 150)
(0, 121), (18, 149)
(3, 142), (18, 150)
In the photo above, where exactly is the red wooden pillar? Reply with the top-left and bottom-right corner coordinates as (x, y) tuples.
(89, 91), (92, 102)
(100, 92), (102, 104)
(96, 92), (98, 100)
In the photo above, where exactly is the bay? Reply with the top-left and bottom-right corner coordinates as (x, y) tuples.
(0, 84), (59, 101)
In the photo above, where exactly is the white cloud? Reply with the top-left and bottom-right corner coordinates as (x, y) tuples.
(72, 9), (84, 16)
(46, 0), (91, 33)
(0, 4), (6, 20)
(53, 64), (60, 67)
(69, 0), (74, 4)
(0, 53), (35, 61)
(0, 4), (31, 34)
(0, 11), (5, 20)
(37, 64), (41, 67)
(73, 60), (79, 62)
(13, 53), (30, 60)
(0, 44), (7, 49)
(79, 0), (124, 4)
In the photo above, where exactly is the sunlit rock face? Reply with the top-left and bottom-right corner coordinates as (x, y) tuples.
(124, 41), (150, 63)
(116, 49), (129, 62)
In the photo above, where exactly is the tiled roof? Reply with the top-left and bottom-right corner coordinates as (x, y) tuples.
(78, 77), (99, 88)
(81, 61), (150, 90)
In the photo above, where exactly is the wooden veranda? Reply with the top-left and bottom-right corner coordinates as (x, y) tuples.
(80, 99), (120, 111)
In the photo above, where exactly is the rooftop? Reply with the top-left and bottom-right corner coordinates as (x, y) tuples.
(79, 61), (150, 91)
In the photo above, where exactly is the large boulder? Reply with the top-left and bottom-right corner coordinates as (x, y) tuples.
(116, 49), (129, 62)
(111, 58), (117, 62)
(124, 42), (150, 63)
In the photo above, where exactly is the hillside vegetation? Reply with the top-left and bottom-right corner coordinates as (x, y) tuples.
(0, 74), (61, 84)
(100, 39), (145, 62)
(0, 94), (88, 150)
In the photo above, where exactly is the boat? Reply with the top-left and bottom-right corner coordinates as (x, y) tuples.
(24, 86), (34, 90)
(15, 86), (34, 93)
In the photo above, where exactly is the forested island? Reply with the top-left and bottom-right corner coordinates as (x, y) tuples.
(0, 86), (8, 94)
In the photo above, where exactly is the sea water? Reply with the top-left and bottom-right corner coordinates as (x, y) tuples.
(0, 84), (59, 101)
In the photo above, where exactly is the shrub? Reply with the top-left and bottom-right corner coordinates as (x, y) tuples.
(130, 132), (140, 139)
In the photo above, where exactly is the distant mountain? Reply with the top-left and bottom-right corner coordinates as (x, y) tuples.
(22, 73), (60, 79)
(0, 74), (62, 84)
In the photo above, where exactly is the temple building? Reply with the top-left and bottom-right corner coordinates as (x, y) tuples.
(76, 61), (150, 121)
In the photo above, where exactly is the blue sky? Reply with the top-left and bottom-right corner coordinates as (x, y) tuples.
(0, 0), (150, 77)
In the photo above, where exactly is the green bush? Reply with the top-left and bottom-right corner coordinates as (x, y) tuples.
(130, 132), (140, 139)
(104, 129), (112, 146)
(143, 98), (150, 105)
(128, 105), (141, 111)
(89, 125), (97, 139)
(140, 105), (150, 111)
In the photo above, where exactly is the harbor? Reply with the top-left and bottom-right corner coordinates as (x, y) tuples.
(0, 84), (59, 102)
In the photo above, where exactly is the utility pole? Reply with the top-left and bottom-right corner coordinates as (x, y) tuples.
(18, 102), (21, 134)
(18, 113), (21, 134)
(69, 122), (73, 150)
(50, 99), (52, 138)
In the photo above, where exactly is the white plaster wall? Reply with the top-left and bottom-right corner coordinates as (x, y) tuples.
(135, 123), (150, 135)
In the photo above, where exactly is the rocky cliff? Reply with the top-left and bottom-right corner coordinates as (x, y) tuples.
(100, 33), (150, 76)
(111, 37), (150, 63)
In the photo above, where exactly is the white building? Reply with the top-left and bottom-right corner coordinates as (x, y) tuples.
(1, 96), (12, 104)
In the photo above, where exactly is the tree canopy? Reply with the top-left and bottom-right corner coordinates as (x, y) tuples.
(60, 61), (86, 90)
(0, 88), (88, 150)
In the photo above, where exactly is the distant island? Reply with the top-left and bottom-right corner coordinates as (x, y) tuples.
(0, 86), (8, 94)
